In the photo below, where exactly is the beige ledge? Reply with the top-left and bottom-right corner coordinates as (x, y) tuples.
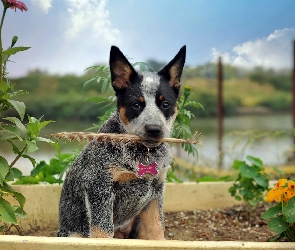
(1, 181), (290, 250)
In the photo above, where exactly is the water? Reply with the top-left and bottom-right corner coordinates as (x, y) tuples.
(190, 113), (293, 168)
(0, 113), (293, 175)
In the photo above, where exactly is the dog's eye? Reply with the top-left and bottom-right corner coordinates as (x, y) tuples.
(132, 102), (140, 110)
(162, 101), (170, 109)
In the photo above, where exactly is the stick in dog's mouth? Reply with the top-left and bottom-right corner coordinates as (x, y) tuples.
(50, 132), (202, 146)
(139, 140), (163, 148)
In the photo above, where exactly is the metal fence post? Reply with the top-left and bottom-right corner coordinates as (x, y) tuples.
(217, 57), (223, 169)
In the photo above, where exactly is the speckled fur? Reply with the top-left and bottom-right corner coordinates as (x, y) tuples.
(57, 46), (186, 239)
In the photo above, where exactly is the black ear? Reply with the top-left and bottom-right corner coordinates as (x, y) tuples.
(157, 45), (186, 90)
(109, 46), (138, 91)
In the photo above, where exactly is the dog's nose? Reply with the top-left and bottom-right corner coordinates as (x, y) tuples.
(145, 125), (162, 138)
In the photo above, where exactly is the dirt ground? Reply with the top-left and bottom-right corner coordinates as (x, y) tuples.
(164, 203), (276, 241)
(5, 203), (277, 242)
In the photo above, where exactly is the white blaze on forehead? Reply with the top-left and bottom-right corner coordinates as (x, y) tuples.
(140, 72), (160, 94)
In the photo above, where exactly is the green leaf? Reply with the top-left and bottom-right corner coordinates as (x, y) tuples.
(2, 46), (30, 55)
(38, 120), (54, 130)
(43, 175), (61, 184)
(261, 204), (282, 220)
(4, 117), (27, 134)
(2, 53), (9, 63)
(0, 130), (18, 143)
(218, 175), (232, 182)
(0, 197), (17, 224)
(27, 116), (38, 123)
(14, 206), (27, 218)
(197, 176), (221, 182)
(5, 170), (14, 181)
(234, 195), (241, 201)
(7, 100), (26, 121)
(83, 77), (96, 87)
(11, 168), (23, 179)
(282, 196), (295, 223)
(232, 160), (244, 170)
(247, 200), (258, 207)
(0, 124), (20, 139)
(102, 66), (110, 72)
(0, 156), (10, 186)
(166, 169), (183, 183)
(2, 182), (26, 209)
(96, 76), (102, 84)
(25, 139), (39, 153)
(7, 141), (22, 155)
(244, 190), (254, 199)
(268, 217), (289, 235)
(271, 165), (284, 176)
(239, 189), (248, 195)
(30, 161), (47, 176)
(96, 65), (106, 73)
(27, 122), (39, 137)
(228, 186), (236, 196)
(240, 163), (258, 178)
(35, 137), (60, 152)
(253, 173), (269, 188)
(0, 80), (9, 91)
(21, 154), (36, 167)
(246, 155), (263, 169)
(11, 36), (18, 47)
(101, 78), (109, 93)
(13, 176), (40, 185)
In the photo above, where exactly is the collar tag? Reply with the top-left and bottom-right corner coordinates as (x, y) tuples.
(137, 162), (158, 177)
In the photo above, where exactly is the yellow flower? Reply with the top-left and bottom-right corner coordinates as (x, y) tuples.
(184, 85), (191, 91)
(276, 178), (287, 188)
(265, 179), (288, 203)
(265, 179), (295, 203)
(283, 188), (293, 203)
(265, 188), (283, 202)
(288, 180), (295, 191)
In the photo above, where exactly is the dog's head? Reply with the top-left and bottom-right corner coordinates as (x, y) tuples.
(109, 46), (186, 148)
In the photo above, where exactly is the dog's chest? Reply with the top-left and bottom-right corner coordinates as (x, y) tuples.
(111, 173), (165, 226)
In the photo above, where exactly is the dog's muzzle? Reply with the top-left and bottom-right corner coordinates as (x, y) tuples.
(140, 124), (163, 148)
(145, 124), (162, 138)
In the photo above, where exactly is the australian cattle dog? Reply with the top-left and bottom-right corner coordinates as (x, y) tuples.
(57, 45), (186, 239)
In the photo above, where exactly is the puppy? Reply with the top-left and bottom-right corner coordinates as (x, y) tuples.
(57, 45), (186, 239)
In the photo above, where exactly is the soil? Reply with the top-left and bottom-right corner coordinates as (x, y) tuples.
(163, 203), (276, 242)
(5, 203), (276, 242)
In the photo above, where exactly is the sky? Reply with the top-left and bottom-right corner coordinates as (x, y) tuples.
(2, 0), (295, 77)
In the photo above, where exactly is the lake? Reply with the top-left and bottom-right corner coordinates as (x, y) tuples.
(0, 113), (294, 175)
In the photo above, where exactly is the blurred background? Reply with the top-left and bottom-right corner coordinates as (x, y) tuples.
(1, 0), (295, 175)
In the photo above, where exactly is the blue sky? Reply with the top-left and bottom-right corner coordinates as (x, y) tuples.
(2, 0), (295, 77)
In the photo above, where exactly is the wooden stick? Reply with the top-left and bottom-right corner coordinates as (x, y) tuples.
(50, 131), (202, 145)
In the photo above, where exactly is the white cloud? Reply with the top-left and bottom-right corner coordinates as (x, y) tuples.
(211, 28), (295, 69)
(30, 0), (52, 13)
(65, 0), (120, 44)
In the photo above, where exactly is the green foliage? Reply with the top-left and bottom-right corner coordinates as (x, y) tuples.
(14, 153), (78, 185)
(262, 193), (295, 241)
(183, 63), (246, 80)
(228, 156), (270, 207)
(6, 62), (293, 120)
(166, 165), (184, 183)
(248, 67), (291, 91)
(0, 6), (58, 233)
(172, 86), (203, 157)
(196, 175), (232, 182)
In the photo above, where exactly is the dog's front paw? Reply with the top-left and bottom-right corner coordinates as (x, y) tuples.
(91, 226), (113, 238)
